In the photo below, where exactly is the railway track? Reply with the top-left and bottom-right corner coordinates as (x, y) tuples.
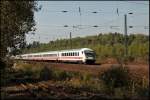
(15, 60), (101, 65)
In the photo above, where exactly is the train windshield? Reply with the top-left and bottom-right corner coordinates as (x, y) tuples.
(84, 50), (95, 57)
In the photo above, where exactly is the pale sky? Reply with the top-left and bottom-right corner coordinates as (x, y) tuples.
(26, 1), (149, 44)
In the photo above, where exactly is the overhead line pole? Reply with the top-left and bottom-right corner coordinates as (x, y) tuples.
(124, 14), (128, 57)
(70, 32), (72, 49)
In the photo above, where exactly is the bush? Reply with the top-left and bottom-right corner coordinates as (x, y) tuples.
(52, 69), (75, 81)
(78, 72), (93, 81)
(99, 65), (130, 88)
(40, 66), (53, 80)
(137, 87), (149, 97)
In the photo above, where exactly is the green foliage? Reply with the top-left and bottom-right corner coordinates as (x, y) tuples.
(0, 58), (15, 86)
(1, 1), (40, 58)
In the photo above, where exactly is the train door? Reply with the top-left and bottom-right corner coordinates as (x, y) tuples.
(57, 52), (59, 61)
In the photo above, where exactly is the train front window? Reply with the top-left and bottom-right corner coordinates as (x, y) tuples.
(84, 51), (95, 57)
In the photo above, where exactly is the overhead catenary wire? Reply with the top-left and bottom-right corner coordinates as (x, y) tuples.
(42, 1), (149, 6)
(28, 1), (148, 43)
(125, 1), (149, 5)
(43, 9), (148, 15)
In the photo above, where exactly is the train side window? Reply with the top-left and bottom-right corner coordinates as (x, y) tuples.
(71, 53), (72, 56)
(77, 52), (79, 56)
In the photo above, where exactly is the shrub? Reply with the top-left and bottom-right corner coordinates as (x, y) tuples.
(40, 66), (53, 80)
(22, 66), (33, 78)
(99, 65), (130, 88)
(52, 69), (75, 81)
(137, 87), (149, 97)
(78, 72), (93, 81)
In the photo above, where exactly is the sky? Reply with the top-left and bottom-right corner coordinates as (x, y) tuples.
(26, 1), (149, 44)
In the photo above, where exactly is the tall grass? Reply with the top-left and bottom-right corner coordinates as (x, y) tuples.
(14, 62), (149, 98)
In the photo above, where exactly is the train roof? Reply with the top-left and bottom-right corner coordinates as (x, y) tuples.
(59, 48), (93, 52)
(19, 48), (93, 56)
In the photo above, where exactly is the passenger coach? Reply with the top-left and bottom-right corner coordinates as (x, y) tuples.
(15, 48), (96, 64)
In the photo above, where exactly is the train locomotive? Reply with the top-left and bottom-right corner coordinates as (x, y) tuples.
(15, 48), (96, 64)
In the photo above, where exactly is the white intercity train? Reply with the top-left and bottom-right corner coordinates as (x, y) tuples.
(15, 48), (96, 64)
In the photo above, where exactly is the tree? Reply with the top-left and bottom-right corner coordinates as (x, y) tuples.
(0, 1), (40, 60)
